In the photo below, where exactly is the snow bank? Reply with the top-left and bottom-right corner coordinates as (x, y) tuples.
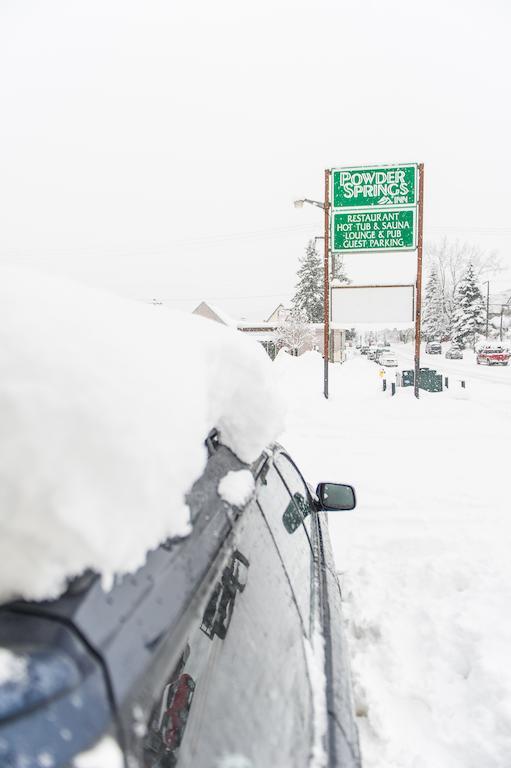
(0, 267), (284, 604)
(276, 351), (511, 768)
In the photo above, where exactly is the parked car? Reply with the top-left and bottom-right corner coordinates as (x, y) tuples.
(367, 347), (378, 360)
(476, 346), (510, 366)
(380, 353), (398, 367)
(425, 341), (442, 354)
(0, 433), (361, 768)
(373, 348), (387, 363)
(360, 346), (369, 355)
(445, 346), (463, 360)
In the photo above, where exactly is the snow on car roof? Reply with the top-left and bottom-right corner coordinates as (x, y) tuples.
(0, 267), (284, 603)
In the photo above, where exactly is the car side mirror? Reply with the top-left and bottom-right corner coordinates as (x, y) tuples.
(316, 482), (356, 511)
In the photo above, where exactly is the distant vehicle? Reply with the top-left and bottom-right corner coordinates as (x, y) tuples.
(425, 341), (442, 354)
(367, 348), (378, 360)
(380, 353), (398, 367)
(445, 346), (463, 360)
(384, 342), (391, 347)
(476, 346), (510, 366)
(373, 348), (387, 363)
(360, 346), (369, 355)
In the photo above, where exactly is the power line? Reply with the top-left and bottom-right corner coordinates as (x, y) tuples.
(147, 292), (291, 303)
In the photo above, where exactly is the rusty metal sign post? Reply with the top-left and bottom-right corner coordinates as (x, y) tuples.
(324, 169), (331, 399)
(414, 164), (425, 399)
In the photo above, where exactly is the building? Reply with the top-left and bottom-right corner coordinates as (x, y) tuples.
(192, 301), (346, 362)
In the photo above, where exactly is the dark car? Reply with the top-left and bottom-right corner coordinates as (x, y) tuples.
(425, 341), (442, 354)
(0, 434), (360, 768)
(445, 346), (463, 360)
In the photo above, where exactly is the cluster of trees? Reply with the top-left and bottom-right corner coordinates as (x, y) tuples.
(274, 237), (503, 355)
(422, 239), (501, 348)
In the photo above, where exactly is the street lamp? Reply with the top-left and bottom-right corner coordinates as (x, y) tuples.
(293, 174), (331, 399)
(293, 198), (325, 210)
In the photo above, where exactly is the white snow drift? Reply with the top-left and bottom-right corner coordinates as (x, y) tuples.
(0, 267), (284, 604)
(277, 349), (511, 768)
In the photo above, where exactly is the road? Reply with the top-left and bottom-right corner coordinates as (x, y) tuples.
(387, 343), (511, 388)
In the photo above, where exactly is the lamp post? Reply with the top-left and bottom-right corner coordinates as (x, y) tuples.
(483, 280), (490, 339)
(294, 174), (331, 399)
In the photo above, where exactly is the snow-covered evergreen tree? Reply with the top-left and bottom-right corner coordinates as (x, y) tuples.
(451, 263), (486, 349)
(331, 254), (350, 285)
(291, 240), (323, 322)
(422, 266), (447, 340)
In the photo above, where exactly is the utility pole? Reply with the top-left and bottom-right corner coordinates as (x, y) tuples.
(293, 192), (329, 398)
(324, 169), (331, 399)
(483, 281), (490, 339)
(414, 163), (425, 399)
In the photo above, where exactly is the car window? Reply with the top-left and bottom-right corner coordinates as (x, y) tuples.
(274, 453), (314, 539)
(138, 500), (313, 767)
(255, 460), (313, 634)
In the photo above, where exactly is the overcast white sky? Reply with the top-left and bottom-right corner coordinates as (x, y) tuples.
(1, 0), (510, 320)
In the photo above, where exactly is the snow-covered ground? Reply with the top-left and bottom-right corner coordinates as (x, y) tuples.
(274, 348), (511, 768)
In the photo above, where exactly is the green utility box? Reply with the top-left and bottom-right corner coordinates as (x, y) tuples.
(418, 367), (443, 392)
(401, 369), (415, 387)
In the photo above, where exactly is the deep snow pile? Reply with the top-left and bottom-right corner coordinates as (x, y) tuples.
(0, 267), (284, 604)
(276, 350), (511, 768)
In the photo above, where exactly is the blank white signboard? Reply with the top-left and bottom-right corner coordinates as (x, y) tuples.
(331, 285), (415, 324)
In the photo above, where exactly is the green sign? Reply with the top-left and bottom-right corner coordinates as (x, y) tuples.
(332, 164), (416, 208)
(332, 208), (416, 252)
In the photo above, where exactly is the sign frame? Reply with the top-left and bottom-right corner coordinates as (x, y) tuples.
(331, 283), (416, 325)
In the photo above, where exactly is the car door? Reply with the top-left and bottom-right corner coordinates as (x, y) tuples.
(134, 496), (314, 768)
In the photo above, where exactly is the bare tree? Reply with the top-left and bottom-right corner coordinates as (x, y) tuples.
(398, 328), (415, 344)
(424, 238), (503, 330)
(272, 310), (316, 356)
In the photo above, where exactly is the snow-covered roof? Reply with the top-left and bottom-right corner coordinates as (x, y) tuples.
(237, 321), (278, 330)
(0, 267), (284, 604)
(192, 301), (239, 327)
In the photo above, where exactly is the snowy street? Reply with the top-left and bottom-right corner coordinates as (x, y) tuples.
(389, 343), (511, 390)
(275, 349), (511, 768)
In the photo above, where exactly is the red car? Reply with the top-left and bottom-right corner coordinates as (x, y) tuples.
(476, 346), (510, 366)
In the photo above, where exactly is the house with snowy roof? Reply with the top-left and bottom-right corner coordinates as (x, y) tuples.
(192, 301), (346, 362)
